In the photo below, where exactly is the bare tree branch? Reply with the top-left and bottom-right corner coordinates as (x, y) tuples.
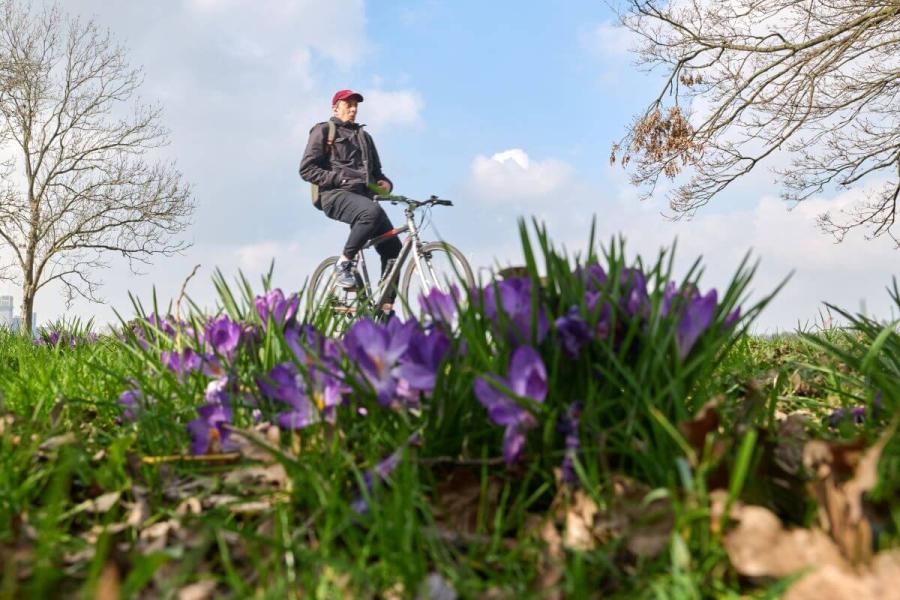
(613, 0), (900, 246)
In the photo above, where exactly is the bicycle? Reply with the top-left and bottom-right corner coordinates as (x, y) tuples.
(307, 194), (475, 326)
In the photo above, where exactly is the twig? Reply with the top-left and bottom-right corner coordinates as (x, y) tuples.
(173, 263), (201, 342)
(415, 455), (507, 467)
(141, 452), (241, 465)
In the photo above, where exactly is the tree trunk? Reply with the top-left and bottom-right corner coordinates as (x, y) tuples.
(20, 287), (33, 336)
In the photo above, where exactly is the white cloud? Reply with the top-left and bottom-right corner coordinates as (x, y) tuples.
(453, 150), (899, 333)
(467, 148), (578, 203)
(362, 89), (425, 132)
(578, 21), (636, 61)
(181, 0), (367, 68)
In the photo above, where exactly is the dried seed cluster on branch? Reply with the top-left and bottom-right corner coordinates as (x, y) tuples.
(615, 0), (900, 246)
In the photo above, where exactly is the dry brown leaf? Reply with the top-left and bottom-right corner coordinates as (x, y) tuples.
(39, 432), (77, 451)
(530, 515), (564, 597)
(175, 497), (202, 517)
(562, 489), (598, 552)
(803, 421), (897, 564)
(600, 476), (673, 559)
(227, 499), (273, 514)
(177, 579), (218, 600)
(223, 463), (290, 491)
(679, 397), (720, 455)
(432, 467), (501, 536)
(773, 414), (810, 476)
(125, 496), (150, 528)
(0, 414), (14, 435)
(204, 494), (240, 508)
(625, 504), (673, 559)
(139, 519), (181, 554)
(319, 565), (353, 598)
(382, 582), (406, 600)
(723, 503), (847, 578)
(784, 550), (900, 600)
(93, 560), (121, 600)
(228, 423), (286, 462)
(80, 491), (122, 514)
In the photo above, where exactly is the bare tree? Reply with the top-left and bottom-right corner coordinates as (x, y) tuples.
(612, 0), (900, 246)
(0, 2), (193, 333)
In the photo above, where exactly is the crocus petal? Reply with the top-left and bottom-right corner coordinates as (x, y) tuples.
(419, 285), (460, 323)
(502, 425), (527, 465)
(474, 376), (523, 427)
(677, 289), (718, 359)
(395, 363), (438, 391)
(277, 403), (318, 430)
(507, 346), (547, 402)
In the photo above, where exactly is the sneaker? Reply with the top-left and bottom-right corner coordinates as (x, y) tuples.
(334, 260), (357, 289)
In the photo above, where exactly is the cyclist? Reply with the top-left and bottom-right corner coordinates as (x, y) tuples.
(299, 89), (401, 313)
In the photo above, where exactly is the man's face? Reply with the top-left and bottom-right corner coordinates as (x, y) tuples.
(333, 99), (358, 122)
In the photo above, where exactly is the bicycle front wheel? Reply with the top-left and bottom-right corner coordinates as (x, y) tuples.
(399, 241), (474, 319)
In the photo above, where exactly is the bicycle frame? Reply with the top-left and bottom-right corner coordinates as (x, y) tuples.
(311, 194), (463, 321)
(355, 202), (434, 309)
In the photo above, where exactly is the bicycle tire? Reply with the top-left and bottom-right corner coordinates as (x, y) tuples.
(399, 241), (474, 318)
(307, 255), (340, 315)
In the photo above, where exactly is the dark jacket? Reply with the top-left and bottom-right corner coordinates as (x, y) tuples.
(298, 117), (392, 203)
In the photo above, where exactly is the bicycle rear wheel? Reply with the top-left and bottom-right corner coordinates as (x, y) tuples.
(399, 242), (474, 320)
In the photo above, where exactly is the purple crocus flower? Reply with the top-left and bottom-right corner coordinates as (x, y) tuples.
(419, 285), (461, 325)
(187, 403), (236, 455)
(482, 277), (549, 345)
(474, 346), (548, 465)
(723, 306), (742, 329)
(118, 389), (141, 422)
(205, 315), (241, 360)
(558, 402), (583, 485)
(554, 307), (592, 357)
(147, 314), (177, 339)
(580, 263), (608, 291)
(204, 376), (232, 405)
(241, 323), (262, 347)
(619, 268), (650, 317)
(257, 363), (318, 429)
(285, 324), (342, 369)
(661, 281), (695, 318)
(395, 328), (451, 402)
(161, 347), (202, 379)
(201, 354), (227, 379)
(675, 289), (718, 359)
(351, 433), (420, 514)
(343, 317), (417, 406)
(255, 289), (300, 327)
(585, 291), (613, 339)
(828, 405), (872, 427)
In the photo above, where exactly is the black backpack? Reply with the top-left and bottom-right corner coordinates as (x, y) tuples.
(310, 120), (337, 207)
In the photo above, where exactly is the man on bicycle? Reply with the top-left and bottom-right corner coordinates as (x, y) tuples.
(299, 89), (401, 306)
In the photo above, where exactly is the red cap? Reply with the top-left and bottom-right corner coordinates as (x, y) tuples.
(332, 89), (364, 106)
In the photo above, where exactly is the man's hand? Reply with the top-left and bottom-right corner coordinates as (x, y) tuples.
(376, 179), (392, 194)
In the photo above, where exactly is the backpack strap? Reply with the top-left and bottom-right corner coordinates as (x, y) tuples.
(324, 120), (336, 153)
(311, 121), (338, 209)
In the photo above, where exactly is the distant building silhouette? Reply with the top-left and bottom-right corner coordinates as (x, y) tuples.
(0, 295), (12, 328)
(0, 295), (36, 334)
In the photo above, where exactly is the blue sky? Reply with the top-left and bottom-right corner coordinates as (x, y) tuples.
(3, 0), (897, 331)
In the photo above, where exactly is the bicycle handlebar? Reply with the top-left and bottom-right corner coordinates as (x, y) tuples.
(374, 194), (453, 208)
